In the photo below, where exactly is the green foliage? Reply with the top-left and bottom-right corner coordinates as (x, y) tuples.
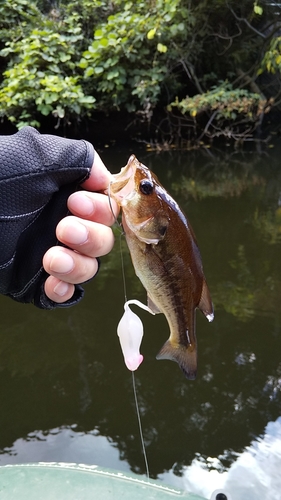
(254, 1), (263, 16)
(0, 0), (197, 127)
(0, 11), (95, 127)
(0, 0), (280, 138)
(0, 0), (40, 46)
(78, 0), (191, 113)
(259, 36), (281, 75)
(170, 83), (265, 120)
(164, 82), (270, 142)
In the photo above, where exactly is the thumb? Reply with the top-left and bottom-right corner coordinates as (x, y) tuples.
(82, 151), (114, 192)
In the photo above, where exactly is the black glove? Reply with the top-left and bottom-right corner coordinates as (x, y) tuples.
(0, 126), (95, 309)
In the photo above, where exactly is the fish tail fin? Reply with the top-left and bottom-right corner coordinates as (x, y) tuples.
(156, 340), (197, 380)
(199, 279), (214, 323)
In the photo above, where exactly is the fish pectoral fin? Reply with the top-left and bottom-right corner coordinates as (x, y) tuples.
(198, 280), (214, 322)
(156, 340), (197, 380)
(147, 295), (161, 314)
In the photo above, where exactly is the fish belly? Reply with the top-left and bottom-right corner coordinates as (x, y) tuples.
(124, 225), (200, 379)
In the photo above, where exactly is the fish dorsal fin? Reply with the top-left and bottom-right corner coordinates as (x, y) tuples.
(198, 280), (214, 322)
(147, 295), (161, 314)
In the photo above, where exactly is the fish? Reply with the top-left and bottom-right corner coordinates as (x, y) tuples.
(109, 155), (214, 380)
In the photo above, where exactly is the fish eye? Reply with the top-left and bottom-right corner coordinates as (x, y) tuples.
(139, 179), (154, 195)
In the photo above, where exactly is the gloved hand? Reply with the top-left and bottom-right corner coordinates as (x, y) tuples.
(0, 126), (102, 309)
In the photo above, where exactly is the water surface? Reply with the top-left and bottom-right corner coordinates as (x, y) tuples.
(1, 142), (281, 498)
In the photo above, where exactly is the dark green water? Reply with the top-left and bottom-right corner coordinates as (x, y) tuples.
(1, 143), (281, 497)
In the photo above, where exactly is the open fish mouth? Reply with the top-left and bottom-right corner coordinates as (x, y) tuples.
(109, 155), (137, 201)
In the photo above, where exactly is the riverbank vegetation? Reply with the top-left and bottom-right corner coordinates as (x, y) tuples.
(0, 0), (281, 145)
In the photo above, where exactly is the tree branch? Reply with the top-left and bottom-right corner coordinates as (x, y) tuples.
(227, 3), (266, 39)
(236, 68), (266, 98)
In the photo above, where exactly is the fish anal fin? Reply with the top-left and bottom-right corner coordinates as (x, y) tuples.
(199, 280), (214, 323)
(147, 295), (161, 314)
(156, 339), (197, 380)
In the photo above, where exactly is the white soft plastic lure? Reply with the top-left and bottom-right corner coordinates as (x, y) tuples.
(117, 300), (155, 371)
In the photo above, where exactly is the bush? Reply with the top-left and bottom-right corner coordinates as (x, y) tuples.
(0, 0), (279, 143)
(0, 9), (95, 128)
(167, 83), (269, 142)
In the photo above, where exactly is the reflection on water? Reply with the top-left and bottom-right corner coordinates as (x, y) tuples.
(175, 417), (281, 500)
(0, 143), (281, 497)
(1, 418), (281, 499)
(0, 427), (131, 473)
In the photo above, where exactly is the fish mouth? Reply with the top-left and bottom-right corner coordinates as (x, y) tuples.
(108, 155), (137, 201)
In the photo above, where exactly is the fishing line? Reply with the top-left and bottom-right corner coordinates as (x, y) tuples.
(121, 236), (150, 478)
(119, 234), (128, 303)
(107, 182), (150, 479)
(132, 371), (150, 479)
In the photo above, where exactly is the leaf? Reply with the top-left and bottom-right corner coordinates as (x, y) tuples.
(254, 4), (263, 15)
(177, 22), (185, 31)
(94, 29), (104, 39)
(81, 95), (96, 103)
(59, 52), (71, 63)
(100, 38), (108, 47)
(147, 28), (156, 40)
(38, 104), (52, 116)
(55, 105), (65, 118)
(85, 67), (94, 78)
(94, 66), (104, 74)
(79, 59), (88, 69)
(276, 54), (281, 66)
(107, 69), (119, 80)
(157, 43), (167, 53)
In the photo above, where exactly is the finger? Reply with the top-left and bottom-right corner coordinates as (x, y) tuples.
(43, 247), (99, 284)
(56, 216), (115, 258)
(82, 151), (114, 191)
(44, 276), (75, 303)
(67, 191), (119, 226)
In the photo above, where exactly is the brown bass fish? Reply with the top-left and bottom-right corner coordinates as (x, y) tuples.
(109, 155), (214, 380)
